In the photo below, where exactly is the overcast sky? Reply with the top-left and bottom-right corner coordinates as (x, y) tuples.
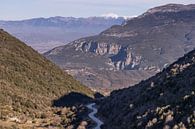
(1, 0), (195, 20)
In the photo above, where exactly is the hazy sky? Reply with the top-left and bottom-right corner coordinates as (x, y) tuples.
(1, 0), (195, 20)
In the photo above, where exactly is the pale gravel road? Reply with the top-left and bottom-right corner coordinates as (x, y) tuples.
(86, 103), (104, 129)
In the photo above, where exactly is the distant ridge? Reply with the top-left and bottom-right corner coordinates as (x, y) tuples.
(0, 16), (126, 53)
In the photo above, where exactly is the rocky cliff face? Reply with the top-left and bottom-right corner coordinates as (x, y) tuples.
(45, 4), (195, 90)
(74, 39), (143, 70)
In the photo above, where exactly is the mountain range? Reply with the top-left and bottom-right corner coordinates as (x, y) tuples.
(44, 4), (195, 92)
(0, 16), (126, 53)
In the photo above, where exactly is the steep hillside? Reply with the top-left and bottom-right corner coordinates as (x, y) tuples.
(0, 29), (94, 128)
(45, 4), (195, 90)
(0, 16), (125, 53)
(98, 49), (195, 129)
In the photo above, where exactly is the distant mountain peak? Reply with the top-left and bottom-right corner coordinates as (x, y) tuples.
(101, 13), (120, 19)
(101, 13), (132, 20)
(145, 4), (195, 15)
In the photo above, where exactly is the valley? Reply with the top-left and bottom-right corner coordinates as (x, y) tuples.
(1, 2), (195, 129)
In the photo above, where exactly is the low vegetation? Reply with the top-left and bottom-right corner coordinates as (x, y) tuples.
(0, 29), (94, 128)
(99, 48), (195, 129)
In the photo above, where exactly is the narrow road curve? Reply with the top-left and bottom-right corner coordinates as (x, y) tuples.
(86, 103), (104, 129)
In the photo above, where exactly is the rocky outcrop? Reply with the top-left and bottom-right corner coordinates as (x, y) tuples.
(102, 31), (138, 38)
(75, 40), (121, 55)
(74, 40), (143, 70)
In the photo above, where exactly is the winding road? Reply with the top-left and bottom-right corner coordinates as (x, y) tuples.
(87, 103), (104, 129)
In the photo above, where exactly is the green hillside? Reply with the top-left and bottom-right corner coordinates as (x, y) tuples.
(0, 29), (93, 128)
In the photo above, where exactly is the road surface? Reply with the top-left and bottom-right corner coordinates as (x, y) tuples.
(87, 103), (104, 129)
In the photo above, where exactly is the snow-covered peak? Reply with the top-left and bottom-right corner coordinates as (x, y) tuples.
(101, 13), (119, 19)
(101, 13), (135, 20)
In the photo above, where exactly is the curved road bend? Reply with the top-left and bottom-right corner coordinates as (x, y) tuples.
(87, 103), (104, 129)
